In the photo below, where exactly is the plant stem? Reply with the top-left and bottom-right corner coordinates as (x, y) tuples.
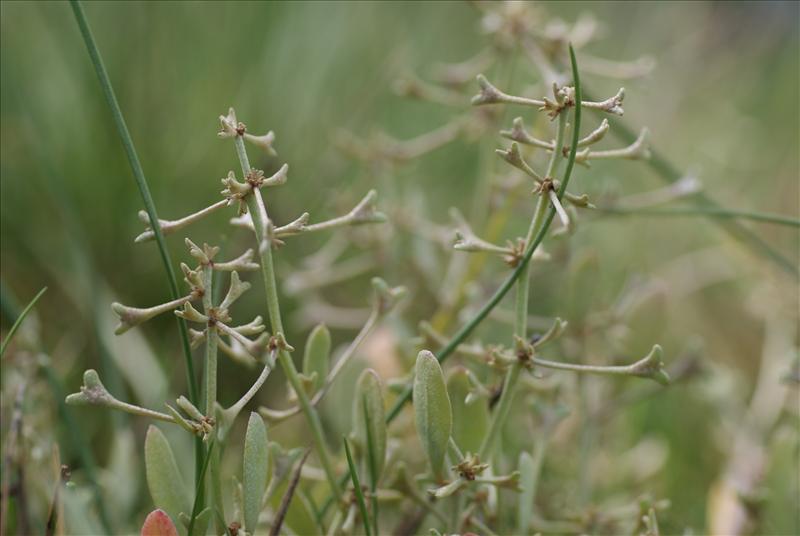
(198, 266), (225, 530)
(0, 287), (46, 358)
(596, 205), (800, 228)
(478, 109), (568, 463)
(232, 136), (342, 499)
(68, 0), (204, 497)
(385, 46), (583, 426)
(202, 268), (218, 416)
(593, 99), (798, 278)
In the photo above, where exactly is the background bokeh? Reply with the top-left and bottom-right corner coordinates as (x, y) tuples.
(1, 1), (798, 534)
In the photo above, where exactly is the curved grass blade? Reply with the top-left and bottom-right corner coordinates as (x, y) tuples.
(69, 0), (204, 498)
(0, 286), (46, 358)
(384, 44), (584, 424)
(187, 442), (215, 536)
(342, 438), (372, 536)
(269, 449), (311, 536)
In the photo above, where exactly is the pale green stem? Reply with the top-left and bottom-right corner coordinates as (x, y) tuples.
(233, 135), (342, 498)
(480, 195), (550, 461)
(199, 265), (225, 530)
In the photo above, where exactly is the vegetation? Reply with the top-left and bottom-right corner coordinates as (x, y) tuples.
(1, 2), (798, 535)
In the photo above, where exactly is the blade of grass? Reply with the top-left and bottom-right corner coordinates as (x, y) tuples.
(362, 399), (379, 536)
(385, 43), (583, 424)
(343, 438), (372, 536)
(68, 0), (204, 494)
(596, 205), (800, 228)
(591, 95), (798, 278)
(318, 43), (585, 523)
(270, 449), (312, 536)
(0, 283), (114, 534)
(188, 442), (215, 536)
(0, 287), (46, 358)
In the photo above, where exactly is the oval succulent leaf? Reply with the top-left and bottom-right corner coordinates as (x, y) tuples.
(141, 509), (179, 536)
(447, 367), (488, 455)
(413, 350), (452, 481)
(243, 412), (270, 534)
(352, 369), (387, 483)
(302, 323), (331, 392)
(144, 426), (190, 527)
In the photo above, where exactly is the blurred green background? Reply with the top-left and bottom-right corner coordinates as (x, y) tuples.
(1, 1), (798, 534)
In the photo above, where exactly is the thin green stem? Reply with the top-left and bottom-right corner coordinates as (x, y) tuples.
(0, 287), (46, 358)
(385, 47), (583, 426)
(481, 110), (567, 460)
(232, 136), (341, 499)
(69, 0), (203, 497)
(198, 266), (224, 530)
(343, 438), (372, 536)
(596, 205), (800, 228)
(593, 101), (798, 278)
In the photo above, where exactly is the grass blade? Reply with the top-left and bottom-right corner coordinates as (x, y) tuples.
(384, 44), (583, 425)
(597, 205), (800, 228)
(269, 449), (311, 536)
(188, 442), (215, 536)
(68, 0), (204, 495)
(343, 438), (372, 536)
(0, 286), (46, 358)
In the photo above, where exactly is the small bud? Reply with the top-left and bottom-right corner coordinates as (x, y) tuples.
(213, 249), (259, 272)
(232, 316), (266, 336)
(111, 297), (193, 335)
(188, 328), (207, 349)
(371, 277), (407, 315)
(175, 396), (204, 422)
(218, 107), (238, 138)
(65, 369), (112, 406)
(349, 190), (387, 224)
(243, 130), (277, 156)
(174, 302), (209, 324)
(629, 344), (670, 385)
(472, 74), (503, 105)
(274, 212), (309, 237)
(220, 271), (251, 311)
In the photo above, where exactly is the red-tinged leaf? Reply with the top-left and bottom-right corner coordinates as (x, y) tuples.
(141, 509), (179, 536)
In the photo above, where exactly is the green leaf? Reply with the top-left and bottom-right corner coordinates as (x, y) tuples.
(302, 323), (331, 392)
(352, 369), (387, 483)
(243, 412), (269, 534)
(447, 367), (488, 455)
(413, 350), (452, 481)
(144, 426), (190, 528)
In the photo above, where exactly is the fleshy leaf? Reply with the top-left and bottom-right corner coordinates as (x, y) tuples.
(352, 369), (387, 483)
(447, 367), (488, 455)
(144, 426), (189, 527)
(141, 509), (179, 536)
(243, 412), (270, 534)
(413, 350), (452, 481)
(302, 323), (331, 392)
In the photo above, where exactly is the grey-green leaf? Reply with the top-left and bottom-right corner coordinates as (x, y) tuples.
(144, 425), (189, 525)
(243, 412), (269, 534)
(302, 323), (331, 392)
(352, 369), (387, 483)
(413, 350), (452, 481)
(447, 367), (488, 455)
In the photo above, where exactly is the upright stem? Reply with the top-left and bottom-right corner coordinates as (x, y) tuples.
(480, 111), (567, 461)
(199, 266), (225, 531)
(233, 136), (342, 498)
(69, 0), (203, 504)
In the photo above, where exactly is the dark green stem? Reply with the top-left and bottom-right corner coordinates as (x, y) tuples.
(68, 0), (203, 498)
